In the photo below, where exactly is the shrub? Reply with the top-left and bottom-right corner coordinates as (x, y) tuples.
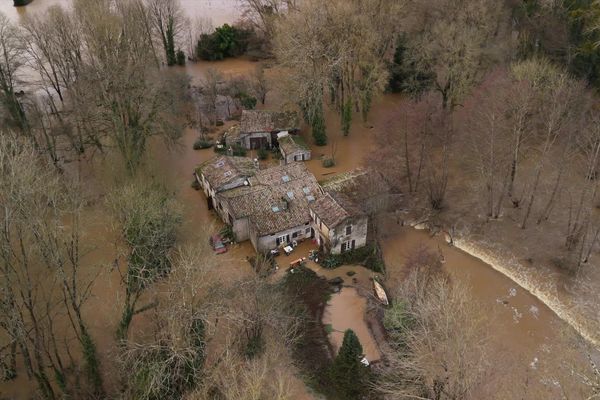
(257, 147), (268, 160)
(321, 244), (385, 273)
(196, 24), (252, 61)
(322, 158), (335, 168)
(231, 145), (247, 157)
(220, 225), (235, 242)
(238, 92), (257, 110)
(176, 49), (186, 66)
(193, 138), (213, 150)
(191, 180), (201, 190)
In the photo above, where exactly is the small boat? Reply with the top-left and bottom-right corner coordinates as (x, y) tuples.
(373, 280), (389, 306)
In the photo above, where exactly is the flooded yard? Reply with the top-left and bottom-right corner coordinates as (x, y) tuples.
(1, 1), (595, 399)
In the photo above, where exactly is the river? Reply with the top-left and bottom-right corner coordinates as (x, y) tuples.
(0, 1), (591, 398)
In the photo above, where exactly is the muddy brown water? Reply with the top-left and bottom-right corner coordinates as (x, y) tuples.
(0, 1), (583, 398)
(1, 0), (241, 25)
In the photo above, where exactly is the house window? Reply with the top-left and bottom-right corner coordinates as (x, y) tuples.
(276, 234), (289, 246)
(341, 240), (355, 253)
(345, 225), (352, 235)
(292, 231), (298, 238)
(305, 228), (311, 234)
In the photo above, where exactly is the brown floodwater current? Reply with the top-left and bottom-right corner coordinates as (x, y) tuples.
(0, 1), (586, 399)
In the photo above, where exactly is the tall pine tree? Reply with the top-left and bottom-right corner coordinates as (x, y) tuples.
(329, 329), (367, 399)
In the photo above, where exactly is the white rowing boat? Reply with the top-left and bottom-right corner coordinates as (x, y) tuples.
(373, 280), (389, 306)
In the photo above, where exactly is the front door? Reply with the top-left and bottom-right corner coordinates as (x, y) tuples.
(249, 137), (267, 150)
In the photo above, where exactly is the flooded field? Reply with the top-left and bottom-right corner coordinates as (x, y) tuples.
(1, 1), (595, 399)
(1, 0), (241, 25)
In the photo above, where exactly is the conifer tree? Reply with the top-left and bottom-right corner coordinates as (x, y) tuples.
(329, 329), (367, 399)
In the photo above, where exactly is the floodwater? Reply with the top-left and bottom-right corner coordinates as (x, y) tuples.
(380, 221), (564, 362)
(273, 241), (382, 362)
(1, 0), (241, 25)
(0, 0), (589, 398)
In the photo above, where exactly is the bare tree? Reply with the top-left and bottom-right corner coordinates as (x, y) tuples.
(0, 132), (103, 398)
(107, 180), (182, 342)
(0, 12), (28, 132)
(252, 63), (269, 105)
(399, 0), (509, 110)
(379, 247), (492, 399)
(463, 70), (514, 219)
(273, 0), (393, 134)
(240, 0), (298, 40)
(146, 0), (185, 66)
(69, 0), (190, 173)
(512, 59), (586, 229)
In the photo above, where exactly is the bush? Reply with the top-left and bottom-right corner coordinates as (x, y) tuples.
(220, 225), (235, 242)
(257, 147), (268, 160)
(176, 49), (186, 66)
(193, 138), (213, 150)
(237, 92), (257, 110)
(321, 244), (385, 273)
(322, 158), (335, 168)
(191, 180), (201, 190)
(231, 145), (247, 157)
(196, 24), (252, 61)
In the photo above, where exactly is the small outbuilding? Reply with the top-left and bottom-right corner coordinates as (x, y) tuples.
(277, 132), (311, 164)
(231, 110), (299, 150)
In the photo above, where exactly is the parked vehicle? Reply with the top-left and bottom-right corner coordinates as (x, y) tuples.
(270, 248), (280, 257)
(210, 234), (228, 254)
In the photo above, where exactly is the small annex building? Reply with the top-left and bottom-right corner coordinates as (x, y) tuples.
(195, 155), (369, 255)
(277, 132), (311, 164)
(224, 110), (299, 150)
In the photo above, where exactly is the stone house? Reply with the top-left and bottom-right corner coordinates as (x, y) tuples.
(224, 110), (299, 150)
(277, 132), (311, 164)
(309, 192), (368, 255)
(195, 155), (369, 255)
(194, 156), (257, 214)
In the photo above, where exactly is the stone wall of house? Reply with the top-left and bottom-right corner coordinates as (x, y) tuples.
(320, 215), (368, 255)
(283, 149), (311, 164)
(254, 222), (313, 253)
(242, 132), (271, 149)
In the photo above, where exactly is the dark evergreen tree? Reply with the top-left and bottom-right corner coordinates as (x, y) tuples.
(388, 35), (434, 97)
(329, 329), (367, 399)
(341, 99), (352, 136)
(312, 107), (327, 146)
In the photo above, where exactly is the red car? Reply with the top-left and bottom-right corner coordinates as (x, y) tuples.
(210, 234), (228, 254)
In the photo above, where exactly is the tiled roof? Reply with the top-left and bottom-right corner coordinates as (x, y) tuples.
(197, 156), (257, 192)
(310, 191), (364, 229)
(240, 110), (299, 134)
(278, 135), (310, 155)
(221, 162), (322, 235)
